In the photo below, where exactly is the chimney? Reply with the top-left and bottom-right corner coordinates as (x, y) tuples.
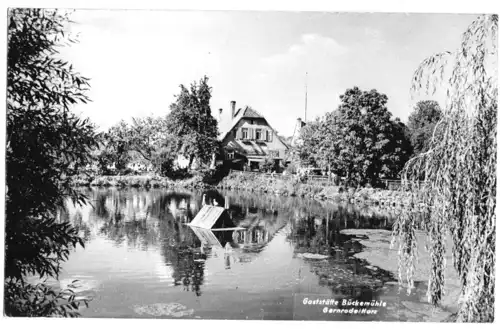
(230, 101), (236, 119)
(297, 117), (302, 128)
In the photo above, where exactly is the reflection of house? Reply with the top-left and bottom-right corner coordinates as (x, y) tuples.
(219, 101), (289, 171)
(190, 227), (225, 248)
(188, 226), (265, 268)
(233, 228), (270, 245)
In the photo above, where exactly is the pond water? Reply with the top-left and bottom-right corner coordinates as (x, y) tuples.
(53, 187), (425, 321)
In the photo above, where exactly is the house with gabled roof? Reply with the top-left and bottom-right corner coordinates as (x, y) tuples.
(218, 101), (289, 171)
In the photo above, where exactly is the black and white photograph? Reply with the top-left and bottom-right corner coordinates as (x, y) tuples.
(2, 2), (497, 324)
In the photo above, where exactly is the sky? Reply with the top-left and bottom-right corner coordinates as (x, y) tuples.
(59, 10), (477, 136)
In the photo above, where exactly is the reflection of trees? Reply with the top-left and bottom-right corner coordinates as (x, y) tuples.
(286, 207), (399, 299)
(79, 188), (209, 296)
(286, 203), (391, 256)
(86, 188), (199, 249)
(171, 249), (206, 296)
(219, 189), (397, 231)
(99, 219), (161, 250)
(158, 216), (206, 296)
(93, 191), (110, 219)
(57, 202), (93, 243)
(288, 215), (337, 255)
(72, 211), (93, 243)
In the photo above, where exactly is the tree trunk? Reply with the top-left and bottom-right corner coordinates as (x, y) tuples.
(188, 155), (195, 170)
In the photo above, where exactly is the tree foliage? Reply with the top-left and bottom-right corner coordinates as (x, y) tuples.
(259, 154), (278, 173)
(297, 87), (412, 187)
(94, 120), (133, 174)
(166, 76), (219, 169)
(6, 9), (97, 316)
(296, 118), (324, 168)
(407, 100), (442, 154)
(129, 116), (177, 175)
(392, 14), (497, 322)
(94, 116), (176, 176)
(129, 116), (168, 161)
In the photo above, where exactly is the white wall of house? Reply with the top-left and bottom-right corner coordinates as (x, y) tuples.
(175, 155), (190, 169)
(222, 117), (288, 159)
(174, 154), (210, 170)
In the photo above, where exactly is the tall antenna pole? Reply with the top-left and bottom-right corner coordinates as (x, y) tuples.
(305, 72), (308, 123)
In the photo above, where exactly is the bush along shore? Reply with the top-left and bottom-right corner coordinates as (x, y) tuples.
(73, 174), (212, 190)
(216, 172), (416, 208)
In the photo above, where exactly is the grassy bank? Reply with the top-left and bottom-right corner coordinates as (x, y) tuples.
(217, 171), (414, 207)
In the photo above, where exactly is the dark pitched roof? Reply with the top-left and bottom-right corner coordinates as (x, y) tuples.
(220, 107), (265, 140)
(234, 106), (264, 119)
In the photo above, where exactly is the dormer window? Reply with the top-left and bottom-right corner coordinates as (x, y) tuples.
(242, 128), (248, 140)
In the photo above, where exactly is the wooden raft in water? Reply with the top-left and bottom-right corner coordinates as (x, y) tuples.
(188, 205), (235, 229)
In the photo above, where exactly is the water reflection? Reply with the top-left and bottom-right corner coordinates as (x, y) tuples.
(59, 187), (410, 318)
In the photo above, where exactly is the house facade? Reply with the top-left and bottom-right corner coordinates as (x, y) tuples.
(219, 101), (289, 171)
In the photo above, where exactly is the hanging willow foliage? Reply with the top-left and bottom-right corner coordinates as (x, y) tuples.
(391, 14), (497, 322)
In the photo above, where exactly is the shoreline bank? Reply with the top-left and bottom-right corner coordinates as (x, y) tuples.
(217, 172), (416, 208)
(75, 172), (417, 209)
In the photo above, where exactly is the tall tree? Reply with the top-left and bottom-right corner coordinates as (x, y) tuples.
(407, 100), (442, 154)
(392, 15), (497, 322)
(386, 117), (414, 178)
(6, 9), (97, 316)
(296, 118), (324, 168)
(166, 76), (219, 169)
(329, 87), (412, 187)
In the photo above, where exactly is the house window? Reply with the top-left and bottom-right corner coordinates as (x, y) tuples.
(269, 150), (279, 158)
(242, 128), (248, 140)
(266, 130), (273, 142)
(226, 151), (234, 160)
(255, 128), (262, 140)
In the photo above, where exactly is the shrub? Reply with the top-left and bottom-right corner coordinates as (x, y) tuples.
(6, 9), (95, 316)
(4, 279), (89, 317)
(321, 186), (340, 198)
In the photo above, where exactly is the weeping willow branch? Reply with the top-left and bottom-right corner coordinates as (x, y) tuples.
(391, 14), (497, 322)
